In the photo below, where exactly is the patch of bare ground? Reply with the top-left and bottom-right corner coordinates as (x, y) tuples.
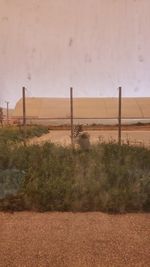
(0, 212), (150, 267)
(28, 130), (150, 148)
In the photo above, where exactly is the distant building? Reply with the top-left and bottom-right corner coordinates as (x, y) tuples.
(12, 97), (150, 125)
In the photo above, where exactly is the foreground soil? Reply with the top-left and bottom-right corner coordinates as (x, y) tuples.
(0, 212), (150, 267)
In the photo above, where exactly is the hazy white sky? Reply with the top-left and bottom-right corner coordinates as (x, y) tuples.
(0, 0), (150, 107)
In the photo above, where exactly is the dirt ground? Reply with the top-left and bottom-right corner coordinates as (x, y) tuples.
(0, 212), (150, 267)
(29, 130), (150, 147)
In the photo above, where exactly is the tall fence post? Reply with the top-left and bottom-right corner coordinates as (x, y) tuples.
(118, 86), (122, 145)
(22, 86), (26, 144)
(5, 101), (9, 125)
(22, 87), (26, 126)
(70, 87), (74, 148)
(0, 106), (3, 127)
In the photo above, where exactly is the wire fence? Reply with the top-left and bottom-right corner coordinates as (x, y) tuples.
(1, 87), (150, 147)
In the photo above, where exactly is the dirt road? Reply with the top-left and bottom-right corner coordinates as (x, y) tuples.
(0, 212), (150, 267)
(29, 130), (150, 147)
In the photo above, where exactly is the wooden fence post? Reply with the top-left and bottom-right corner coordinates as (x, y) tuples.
(22, 86), (26, 145)
(118, 86), (122, 145)
(70, 87), (74, 148)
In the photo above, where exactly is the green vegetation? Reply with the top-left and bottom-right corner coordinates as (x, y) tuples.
(0, 141), (150, 213)
(0, 125), (49, 143)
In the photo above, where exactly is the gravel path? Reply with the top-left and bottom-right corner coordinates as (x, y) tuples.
(0, 212), (150, 267)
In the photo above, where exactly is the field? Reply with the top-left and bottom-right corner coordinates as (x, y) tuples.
(0, 126), (150, 213)
(0, 126), (150, 266)
(0, 138), (150, 213)
(29, 129), (150, 147)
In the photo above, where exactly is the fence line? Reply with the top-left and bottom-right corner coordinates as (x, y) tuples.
(1, 86), (150, 147)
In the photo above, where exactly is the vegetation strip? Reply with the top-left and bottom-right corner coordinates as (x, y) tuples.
(0, 138), (150, 212)
(0, 125), (49, 143)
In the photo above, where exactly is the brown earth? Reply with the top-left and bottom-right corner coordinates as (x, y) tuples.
(28, 130), (150, 147)
(0, 212), (150, 267)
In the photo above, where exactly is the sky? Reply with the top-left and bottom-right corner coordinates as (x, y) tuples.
(0, 0), (150, 108)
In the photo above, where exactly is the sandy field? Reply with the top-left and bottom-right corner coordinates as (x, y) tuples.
(29, 130), (150, 147)
(0, 212), (150, 267)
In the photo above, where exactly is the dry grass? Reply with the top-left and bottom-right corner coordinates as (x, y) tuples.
(0, 212), (150, 267)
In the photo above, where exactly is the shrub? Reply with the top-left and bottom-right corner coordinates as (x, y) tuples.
(0, 125), (49, 144)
